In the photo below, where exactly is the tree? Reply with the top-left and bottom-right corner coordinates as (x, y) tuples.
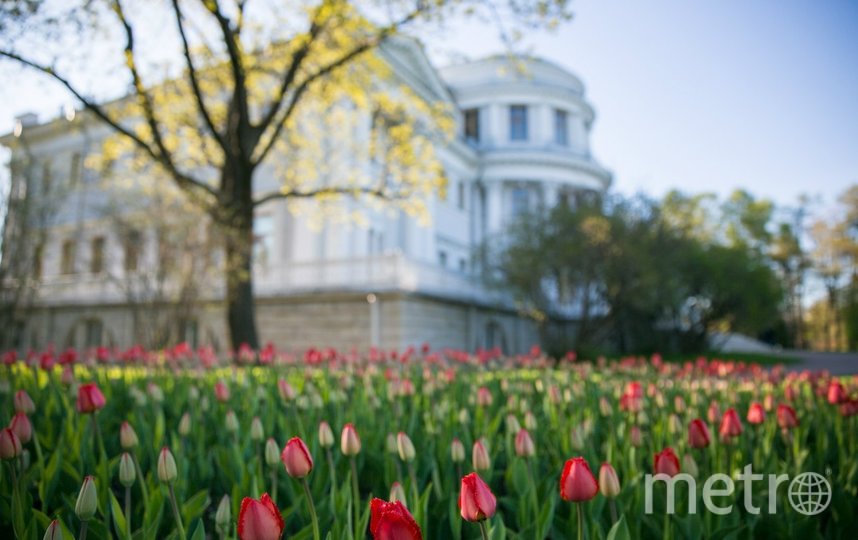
(0, 0), (570, 349)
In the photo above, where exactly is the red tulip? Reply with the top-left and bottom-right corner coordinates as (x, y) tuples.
(747, 403), (765, 425)
(215, 380), (230, 402)
(827, 381), (846, 405)
(476, 387), (493, 407)
(559, 456), (598, 502)
(281, 437), (314, 478)
(718, 408), (743, 439)
(369, 498), (423, 540)
(0, 427), (22, 460)
(707, 401), (720, 424)
(653, 448), (680, 477)
(237, 493), (283, 540)
(688, 419), (711, 449)
(9, 412), (32, 444)
(459, 473), (496, 522)
(14, 390), (35, 414)
(514, 429), (535, 457)
(76, 383), (106, 414)
(776, 404), (799, 430)
(629, 425), (643, 447)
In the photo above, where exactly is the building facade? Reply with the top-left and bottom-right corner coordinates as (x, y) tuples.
(1, 41), (610, 353)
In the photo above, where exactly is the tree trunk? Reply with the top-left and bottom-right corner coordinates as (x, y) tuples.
(219, 147), (260, 352)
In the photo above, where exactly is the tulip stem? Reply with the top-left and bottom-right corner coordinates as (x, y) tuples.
(132, 453), (150, 507)
(350, 456), (360, 539)
(407, 462), (419, 510)
(609, 499), (618, 525)
(125, 485), (132, 539)
(167, 483), (187, 540)
(301, 477), (321, 540)
(80, 520), (89, 540)
(479, 520), (490, 540)
(326, 448), (336, 510)
(270, 468), (278, 504)
(576, 502), (584, 540)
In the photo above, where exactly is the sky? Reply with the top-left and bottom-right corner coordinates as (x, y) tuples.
(1, 0), (857, 215)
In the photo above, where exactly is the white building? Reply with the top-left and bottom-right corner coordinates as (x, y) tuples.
(1, 41), (610, 353)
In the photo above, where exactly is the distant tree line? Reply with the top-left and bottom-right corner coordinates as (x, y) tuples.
(489, 185), (858, 356)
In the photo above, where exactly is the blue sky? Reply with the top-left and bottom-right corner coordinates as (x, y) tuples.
(2, 0), (856, 214)
(426, 0), (858, 212)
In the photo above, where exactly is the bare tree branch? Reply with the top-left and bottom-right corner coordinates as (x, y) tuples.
(170, 0), (227, 151)
(0, 49), (219, 207)
(253, 184), (418, 207)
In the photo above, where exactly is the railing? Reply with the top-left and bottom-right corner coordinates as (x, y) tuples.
(30, 254), (507, 306)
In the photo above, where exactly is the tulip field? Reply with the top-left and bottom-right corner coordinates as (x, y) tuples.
(1, 345), (858, 539)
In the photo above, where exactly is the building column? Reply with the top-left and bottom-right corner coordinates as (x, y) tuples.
(486, 181), (504, 235)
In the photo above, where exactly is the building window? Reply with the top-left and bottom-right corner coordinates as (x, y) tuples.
(41, 161), (52, 194)
(33, 243), (43, 279)
(90, 237), (105, 274)
(60, 239), (76, 274)
(464, 108), (479, 143)
(84, 319), (103, 347)
(554, 109), (569, 146)
(70, 152), (82, 186)
(510, 186), (531, 217)
(509, 105), (528, 141)
(124, 230), (141, 272)
(459, 258), (467, 272)
(253, 214), (274, 266)
(438, 250), (447, 267)
(457, 181), (465, 210)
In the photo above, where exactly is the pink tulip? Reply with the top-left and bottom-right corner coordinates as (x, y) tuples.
(459, 473), (496, 522)
(76, 383), (106, 414)
(281, 437), (314, 478)
(237, 493), (284, 540)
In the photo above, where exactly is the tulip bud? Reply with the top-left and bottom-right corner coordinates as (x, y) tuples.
(75, 476), (98, 521)
(560, 456), (599, 502)
(688, 419), (711, 449)
(777, 404), (799, 430)
(9, 412), (32, 444)
(178, 412), (192, 437)
(653, 448), (681, 477)
(318, 421), (334, 448)
(397, 432), (416, 462)
(629, 425), (643, 447)
(281, 437), (314, 478)
(120, 421), (139, 449)
(524, 411), (537, 431)
(476, 387), (493, 407)
(341, 423), (361, 456)
(719, 408), (743, 440)
(505, 414), (521, 434)
(119, 452), (136, 487)
(389, 481), (407, 506)
(450, 438), (465, 463)
(598, 462), (621, 498)
(0, 427), (22, 460)
(265, 438), (280, 467)
(385, 433), (398, 454)
(43, 519), (63, 540)
(668, 414), (682, 434)
(250, 417), (264, 442)
(682, 453), (699, 478)
(157, 447), (178, 483)
(472, 439), (491, 471)
(459, 473), (496, 522)
(224, 410), (239, 433)
(214, 380), (230, 402)
(14, 390), (35, 414)
(215, 494), (231, 531)
(514, 429), (535, 457)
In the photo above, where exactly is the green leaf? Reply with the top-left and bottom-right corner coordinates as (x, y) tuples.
(606, 515), (631, 540)
(111, 490), (129, 540)
(189, 518), (206, 540)
(181, 489), (211, 524)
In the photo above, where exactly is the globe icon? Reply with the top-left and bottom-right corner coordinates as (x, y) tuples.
(788, 472), (832, 516)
